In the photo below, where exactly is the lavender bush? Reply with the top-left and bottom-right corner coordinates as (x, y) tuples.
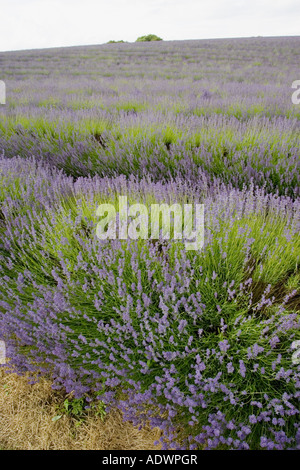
(0, 36), (299, 449)
(0, 156), (299, 449)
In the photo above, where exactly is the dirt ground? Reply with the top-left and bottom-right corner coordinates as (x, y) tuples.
(0, 367), (162, 450)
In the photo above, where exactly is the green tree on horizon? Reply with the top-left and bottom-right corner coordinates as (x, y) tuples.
(136, 34), (163, 42)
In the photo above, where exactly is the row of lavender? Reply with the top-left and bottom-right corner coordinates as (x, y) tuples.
(0, 40), (299, 198)
(0, 37), (300, 449)
(1, 115), (299, 197)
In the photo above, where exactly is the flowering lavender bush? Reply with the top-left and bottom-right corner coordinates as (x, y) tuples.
(0, 157), (299, 449)
(0, 37), (300, 449)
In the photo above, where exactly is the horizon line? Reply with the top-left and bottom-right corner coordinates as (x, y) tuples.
(1, 34), (300, 54)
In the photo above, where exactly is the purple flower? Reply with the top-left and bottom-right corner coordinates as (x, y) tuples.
(239, 360), (246, 378)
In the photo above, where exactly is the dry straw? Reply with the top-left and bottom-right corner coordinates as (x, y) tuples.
(0, 368), (161, 450)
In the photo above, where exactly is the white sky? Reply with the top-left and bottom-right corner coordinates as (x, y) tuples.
(0, 0), (299, 52)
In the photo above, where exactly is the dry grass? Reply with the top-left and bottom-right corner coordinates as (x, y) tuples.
(0, 367), (162, 450)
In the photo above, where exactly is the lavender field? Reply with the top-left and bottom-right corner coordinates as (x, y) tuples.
(0, 37), (300, 450)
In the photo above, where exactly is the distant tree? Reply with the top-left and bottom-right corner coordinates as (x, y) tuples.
(107, 40), (125, 44)
(136, 34), (163, 42)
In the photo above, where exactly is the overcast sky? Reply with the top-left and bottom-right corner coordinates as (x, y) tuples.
(0, 0), (299, 52)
